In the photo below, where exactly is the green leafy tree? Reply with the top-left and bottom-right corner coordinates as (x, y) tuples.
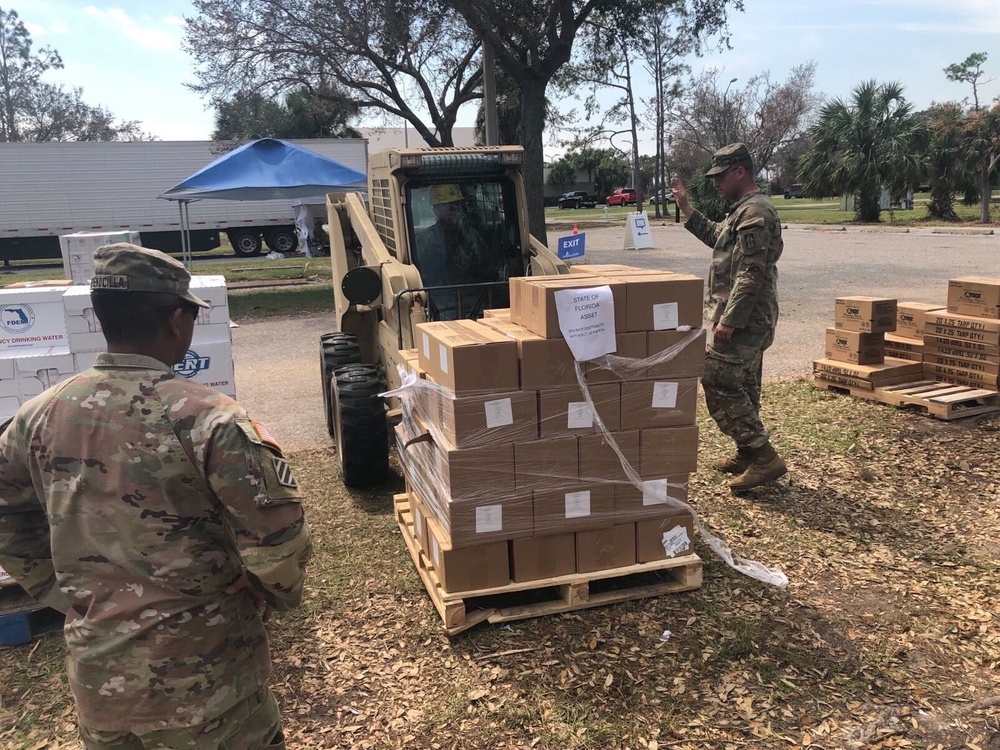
(945, 52), (998, 223)
(922, 103), (977, 221)
(212, 86), (360, 141)
(798, 80), (927, 222)
(547, 157), (577, 188)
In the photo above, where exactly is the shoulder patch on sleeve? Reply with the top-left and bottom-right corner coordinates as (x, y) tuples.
(251, 420), (283, 454)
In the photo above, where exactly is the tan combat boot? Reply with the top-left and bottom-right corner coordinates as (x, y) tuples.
(712, 448), (753, 475)
(729, 442), (787, 491)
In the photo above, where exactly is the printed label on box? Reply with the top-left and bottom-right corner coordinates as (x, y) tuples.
(643, 478), (669, 506)
(484, 398), (514, 428)
(662, 526), (690, 558)
(422, 332), (430, 358)
(565, 490), (592, 519)
(438, 343), (449, 374)
(431, 536), (440, 565)
(652, 382), (679, 408)
(475, 505), (503, 533)
(652, 302), (679, 331)
(567, 401), (594, 429)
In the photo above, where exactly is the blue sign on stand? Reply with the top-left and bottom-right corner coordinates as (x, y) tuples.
(557, 232), (586, 260)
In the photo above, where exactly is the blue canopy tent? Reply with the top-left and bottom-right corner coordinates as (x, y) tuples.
(159, 138), (367, 263)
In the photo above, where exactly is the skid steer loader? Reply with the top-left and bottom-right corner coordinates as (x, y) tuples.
(320, 146), (568, 487)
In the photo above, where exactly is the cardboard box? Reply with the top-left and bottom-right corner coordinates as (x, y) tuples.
(0, 287), (70, 355)
(510, 275), (626, 338)
(59, 231), (139, 285)
(824, 328), (885, 365)
(188, 275), (232, 327)
(812, 357), (923, 390)
(576, 523), (636, 573)
(947, 276), (1000, 319)
(416, 320), (519, 392)
(533, 483), (615, 534)
(482, 308), (510, 320)
(0, 358), (21, 420)
(883, 333), (925, 362)
(922, 361), (999, 390)
(617, 273), (704, 332)
(615, 475), (690, 522)
(510, 533), (577, 582)
(636, 513), (695, 564)
(399, 422), (516, 500)
(514, 437), (578, 491)
(441, 492), (534, 548)
(426, 516), (510, 593)
(538, 383), (620, 438)
(582, 332), (647, 383)
(640, 426), (699, 475)
(172, 340), (237, 399)
(923, 334), (1000, 362)
(408, 490), (431, 554)
(569, 264), (650, 275)
(478, 318), (577, 389)
(620, 378), (699, 429)
(895, 302), (946, 340)
(644, 328), (706, 379)
(15, 351), (76, 401)
(438, 389), (538, 448)
(579, 430), (640, 483)
(835, 296), (897, 333)
(924, 352), (1000, 377)
(925, 312), (1000, 345)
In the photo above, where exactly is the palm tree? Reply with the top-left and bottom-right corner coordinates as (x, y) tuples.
(798, 81), (927, 222)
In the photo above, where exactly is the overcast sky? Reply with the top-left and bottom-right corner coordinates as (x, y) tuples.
(16, 0), (1000, 146)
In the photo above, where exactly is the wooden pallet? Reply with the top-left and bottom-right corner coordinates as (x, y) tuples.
(394, 495), (702, 636)
(813, 377), (1000, 420)
(0, 584), (62, 647)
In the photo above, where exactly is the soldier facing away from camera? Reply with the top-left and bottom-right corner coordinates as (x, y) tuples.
(672, 144), (787, 491)
(0, 244), (311, 749)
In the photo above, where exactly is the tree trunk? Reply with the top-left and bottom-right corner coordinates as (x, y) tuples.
(856, 186), (882, 223)
(518, 76), (548, 245)
(979, 158), (990, 224)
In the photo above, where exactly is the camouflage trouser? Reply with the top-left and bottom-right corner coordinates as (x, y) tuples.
(79, 686), (284, 750)
(702, 338), (769, 451)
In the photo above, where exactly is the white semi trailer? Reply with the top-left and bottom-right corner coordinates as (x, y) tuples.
(0, 138), (368, 263)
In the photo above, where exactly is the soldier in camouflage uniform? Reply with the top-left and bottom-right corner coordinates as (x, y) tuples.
(0, 245), (312, 749)
(672, 144), (787, 490)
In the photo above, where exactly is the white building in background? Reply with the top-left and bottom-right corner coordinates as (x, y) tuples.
(357, 126), (478, 151)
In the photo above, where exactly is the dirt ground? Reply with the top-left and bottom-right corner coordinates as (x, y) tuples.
(232, 222), (998, 450)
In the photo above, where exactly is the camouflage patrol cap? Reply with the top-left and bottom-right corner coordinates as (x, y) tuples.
(90, 244), (210, 308)
(705, 143), (753, 176)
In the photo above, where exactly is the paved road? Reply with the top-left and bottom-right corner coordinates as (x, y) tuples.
(232, 223), (997, 451)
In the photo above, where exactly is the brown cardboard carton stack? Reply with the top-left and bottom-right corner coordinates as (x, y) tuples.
(397, 266), (705, 593)
(815, 296), (924, 389)
(884, 302), (945, 362)
(922, 281), (1000, 390)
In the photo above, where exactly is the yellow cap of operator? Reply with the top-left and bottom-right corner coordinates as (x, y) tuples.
(430, 184), (464, 205)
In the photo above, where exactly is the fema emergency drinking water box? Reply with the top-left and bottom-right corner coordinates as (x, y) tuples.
(15, 351), (76, 402)
(0, 288), (70, 355)
(59, 231), (140, 285)
(171, 340), (237, 399)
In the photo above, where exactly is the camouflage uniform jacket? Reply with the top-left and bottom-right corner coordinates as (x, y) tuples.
(0, 352), (312, 733)
(685, 191), (783, 350)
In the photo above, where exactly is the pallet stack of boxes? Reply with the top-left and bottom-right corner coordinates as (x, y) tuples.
(884, 302), (945, 363)
(396, 265), (706, 594)
(923, 277), (1000, 391)
(0, 276), (237, 424)
(813, 296), (924, 389)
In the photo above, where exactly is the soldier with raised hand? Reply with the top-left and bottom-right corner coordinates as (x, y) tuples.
(671, 144), (787, 491)
(0, 244), (311, 749)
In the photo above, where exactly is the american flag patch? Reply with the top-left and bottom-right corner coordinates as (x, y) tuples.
(252, 420), (282, 452)
(272, 456), (298, 488)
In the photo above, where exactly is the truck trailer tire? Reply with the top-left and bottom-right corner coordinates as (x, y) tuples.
(320, 333), (362, 438)
(229, 229), (263, 257)
(266, 227), (298, 254)
(331, 365), (389, 488)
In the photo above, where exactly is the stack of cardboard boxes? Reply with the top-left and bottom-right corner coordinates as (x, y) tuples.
(884, 302), (944, 362)
(396, 266), (706, 593)
(814, 296), (923, 389)
(923, 277), (1000, 390)
(0, 276), (236, 422)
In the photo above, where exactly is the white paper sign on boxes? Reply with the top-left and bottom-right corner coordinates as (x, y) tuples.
(59, 231), (140, 285)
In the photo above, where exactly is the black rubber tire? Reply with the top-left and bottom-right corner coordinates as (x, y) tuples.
(320, 333), (362, 438)
(230, 229), (263, 257)
(332, 365), (389, 488)
(265, 227), (299, 254)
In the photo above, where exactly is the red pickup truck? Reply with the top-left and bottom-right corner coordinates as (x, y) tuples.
(605, 188), (640, 207)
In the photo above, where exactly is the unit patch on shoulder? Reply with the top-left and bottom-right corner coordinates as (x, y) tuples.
(272, 456), (298, 488)
(252, 420), (283, 453)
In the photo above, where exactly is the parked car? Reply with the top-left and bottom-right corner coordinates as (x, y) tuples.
(784, 183), (806, 199)
(649, 188), (676, 205)
(557, 190), (597, 209)
(606, 188), (639, 207)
